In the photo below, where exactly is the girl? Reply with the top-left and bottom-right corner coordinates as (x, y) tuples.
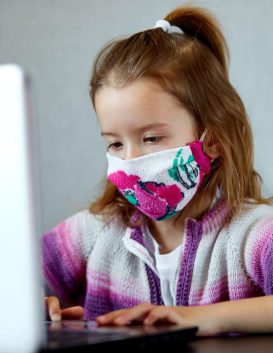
(44, 5), (273, 336)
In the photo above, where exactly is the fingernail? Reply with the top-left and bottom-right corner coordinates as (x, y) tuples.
(144, 318), (151, 325)
(52, 313), (61, 321)
(114, 317), (124, 324)
(97, 316), (105, 322)
(115, 317), (132, 325)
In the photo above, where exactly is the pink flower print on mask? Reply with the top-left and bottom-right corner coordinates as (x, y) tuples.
(139, 182), (183, 208)
(108, 171), (183, 220)
(108, 171), (140, 206)
(135, 181), (183, 220)
(108, 170), (140, 191)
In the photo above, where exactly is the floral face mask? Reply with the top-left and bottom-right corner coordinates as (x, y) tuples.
(106, 132), (211, 221)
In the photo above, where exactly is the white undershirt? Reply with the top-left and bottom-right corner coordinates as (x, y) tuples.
(142, 189), (222, 305)
(144, 223), (182, 306)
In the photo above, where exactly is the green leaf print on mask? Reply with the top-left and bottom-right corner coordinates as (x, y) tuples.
(124, 190), (139, 205)
(168, 149), (198, 190)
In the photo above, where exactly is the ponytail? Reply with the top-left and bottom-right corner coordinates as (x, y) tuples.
(165, 6), (229, 76)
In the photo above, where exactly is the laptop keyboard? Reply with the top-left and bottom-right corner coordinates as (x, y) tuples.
(46, 320), (141, 348)
(44, 320), (197, 351)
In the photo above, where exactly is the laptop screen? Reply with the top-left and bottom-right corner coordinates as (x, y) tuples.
(0, 64), (45, 353)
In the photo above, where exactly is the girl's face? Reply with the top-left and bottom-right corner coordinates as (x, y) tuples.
(95, 79), (197, 160)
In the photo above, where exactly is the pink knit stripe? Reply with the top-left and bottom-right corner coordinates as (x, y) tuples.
(200, 200), (230, 234)
(87, 269), (147, 298)
(248, 218), (273, 291)
(54, 221), (84, 273)
(42, 219), (86, 302)
(189, 276), (259, 305)
(87, 286), (142, 306)
(85, 286), (143, 319)
(87, 269), (110, 283)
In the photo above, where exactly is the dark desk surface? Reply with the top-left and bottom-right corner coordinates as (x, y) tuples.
(186, 334), (273, 353)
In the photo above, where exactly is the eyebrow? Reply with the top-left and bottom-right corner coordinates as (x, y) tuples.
(101, 123), (170, 137)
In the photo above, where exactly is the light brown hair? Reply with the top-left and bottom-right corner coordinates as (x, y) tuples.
(88, 5), (271, 227)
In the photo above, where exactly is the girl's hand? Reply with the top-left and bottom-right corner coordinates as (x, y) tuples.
(45, 296), (84, 321)
(96, 303), (224, 336)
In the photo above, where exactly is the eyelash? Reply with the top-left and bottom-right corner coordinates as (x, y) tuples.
(107, 142), (122, 151)
(106, 136), (163, 150)
(144, 136), (162, 143)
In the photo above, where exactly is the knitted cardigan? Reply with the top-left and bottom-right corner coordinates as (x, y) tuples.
(42, 200), (273, 320)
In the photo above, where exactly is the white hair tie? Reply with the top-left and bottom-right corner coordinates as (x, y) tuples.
(154, 20), (171, 33)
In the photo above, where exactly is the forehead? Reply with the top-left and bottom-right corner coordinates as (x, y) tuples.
(95, 80), (176, 112)
(95, 79), (195, 132)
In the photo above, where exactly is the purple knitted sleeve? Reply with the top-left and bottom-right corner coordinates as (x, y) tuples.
(247, 219), (273, 295)
(262, 237), (273, 295)
(42, 214), (87, 305)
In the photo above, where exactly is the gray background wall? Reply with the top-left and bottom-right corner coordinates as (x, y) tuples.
(1, 0), (273, 233)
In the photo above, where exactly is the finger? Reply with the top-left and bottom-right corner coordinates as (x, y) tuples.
(144, 307), (183, 325)
(44, 297), (49, 318)
(61, 306), (84, 320)
(47, 296), (62, 321)
(113, 303), (154, 325)
(96, 303), (154, 325)
(96, 309), (129, 325)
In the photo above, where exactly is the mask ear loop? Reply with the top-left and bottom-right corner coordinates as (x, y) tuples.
(199, 128), (214, 161)
(199, 129), (208, 142)
(199, 129), (217, 163)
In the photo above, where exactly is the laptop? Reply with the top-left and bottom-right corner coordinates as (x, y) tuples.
(0, 64), (198, 353)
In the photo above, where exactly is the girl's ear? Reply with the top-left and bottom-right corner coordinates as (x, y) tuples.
(204, 143), (221, 161)
(202, 132), (221, 161)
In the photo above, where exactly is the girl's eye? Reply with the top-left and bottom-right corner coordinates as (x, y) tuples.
(144, 136), (162, 143)
(107, 142), (122, 151)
